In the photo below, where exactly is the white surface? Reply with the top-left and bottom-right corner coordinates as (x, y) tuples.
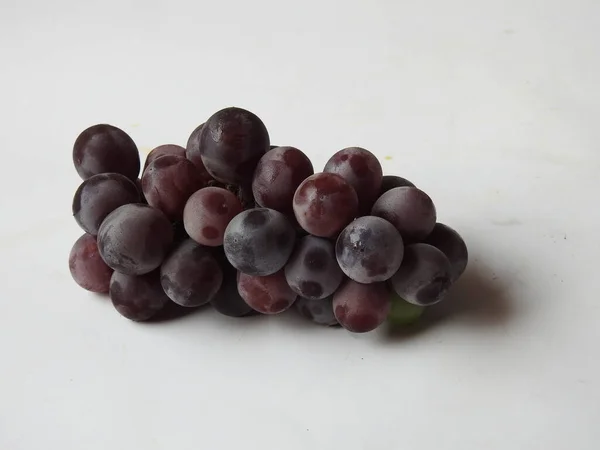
(1, 1), (599, 449)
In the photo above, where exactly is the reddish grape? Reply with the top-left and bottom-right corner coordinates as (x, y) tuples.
(183, 187), (243, 246)
(333, 280), (391, 333)
(144, 144), (186, 169)
(293, 173), (358, 238)
(237, 270), (297, 314)
(185, 123), (214, 184)
(423, 223), (468, 282)
(295, 296), (338, 326)
(109, 270), (169, 321)
(69, 233), (113, 293)
(324, 147), (382, 214)
(73, 124), (140, 181)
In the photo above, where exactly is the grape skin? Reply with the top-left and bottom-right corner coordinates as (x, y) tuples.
(423, 223), (468, 282)
(293, 173), (358, 238)
(210, 264), (254, 317)
(335, 216), (404, 284)
(69, 233), (113, 293)
(97, 204), (173, 275)
(391, 243), (452, 306)
(109, 270), (170, 321)
(380, 175), (415, 195)
(252, 146), (314, 216)
(223, 208), (296, 276)
(73, 124), (140, 181)
(333, 280), (391, 333)
(324, 147), (382, 214)
(237, 270), (297, 314)
(141, 155), (205, 221)
(160, 239), (223, 307)
(185, 123), (214, 184)
(284, 235), (343, 299)
(72, 173), (140, 235)
(371, 186), (436, 243)
(144, 144), (186, 169)
(199, 107), (270, 185)
(295, 296), (338, 326)
(183, 187), (243, 246)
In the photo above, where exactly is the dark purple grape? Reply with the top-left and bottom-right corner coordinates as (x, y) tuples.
(391, 243), (452, 306)
(72, 173), (140, 235)
(252, 146), (314, 216)
(371, 186), (436, 242)
(284, 235), (343, 299)
(109, 270), (169, 321)
(333, 280), (391, 333)
(144, 144), (186, 169)
(185, 123), (214, 184)
(69, 233), (113, 293)
(97, 204), (173, 275)
(141, 155), (205, 221)
(73, 124), (140, 181)
(223, 208), (296, 276)
(199, 107), (270, 185)
(295, 296), (338, 326)
(423, 223), (468, 282)
(237, 270), (297, 314)
(210, 262), (254, 317)
(335, 216), (404, 284)
(324, 147), (382, 214)
(293, 173), (358, 238)
(380, 175), (415, 195)
(135, 178), (147, 204)
(183, 187), (243, 246)
(160, 239), (223, 307)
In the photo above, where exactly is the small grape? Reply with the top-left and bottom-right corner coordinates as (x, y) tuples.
(295, 296), (338, 326)
(223, 208), (296, 276)
(199, 107), (270, 185)
(423, 223), (468, 282)
(380, 175), (415, 195)
(293, 173), (358, 238)
(333, 280), (390, 333)
(371, 186), (436, 242)
(73, 124), (140, 181)
(335, 216), (404, 283)
(237, 270), (297, 314)
(210, 260), (254, 317)
(252, 146), (314, 216)
(72, 173), (140, 235)
(69, 233), (113, 293)
(141, 155), (205, 221)
(183, 187), (243, 246)
(284, 235), (343, 299)
(160, 239), (223, 307)
(144, 144), (186, 169)
(388, 292), (424, 326)
(109, 270), (169, 321)
(324, 147), (382, 214)
(391, 243), (452, 306)
(97, 204), (173, 275)
(185, 123), (214, 184)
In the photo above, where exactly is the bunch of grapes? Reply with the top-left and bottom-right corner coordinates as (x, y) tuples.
(69, 107), (468, 333)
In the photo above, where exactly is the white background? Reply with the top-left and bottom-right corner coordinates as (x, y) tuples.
(1, 0), (599, 449)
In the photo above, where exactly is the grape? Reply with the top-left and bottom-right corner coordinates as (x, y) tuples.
(199, 107), (270, 185)
(109, 270), (169, 321)
(68, 233), (113, 293)
(183, 187), (243, 246)
(335, 216), (404, 284)
(380, 175), (415, 195)
(284, 235), (343, 299)
(252, 146), (314, 216)
(135, 178), (147, 203)
(295, 296), (338, 326)
(97, 203), (173, 275)
(388, 292), (424, 325)
(141, 155), (205, 221)
(237, 270), (297, 314)
(423, 223), (468, 282)
(185, 123), (214, 184)
(73, 124), (140, 181)
(210, 262), (254, 317)
(144, 144), (186, 169)
(160, 239), (223, 307)
(371, 186), (436, 242)
(333, 280), (390, 333)
(324, 147), (382, 214)
(72, 173), (140, 235)
(223, 208), (296, 276)
(390, 243), (452, 306)
(293, 173), (358, 238)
